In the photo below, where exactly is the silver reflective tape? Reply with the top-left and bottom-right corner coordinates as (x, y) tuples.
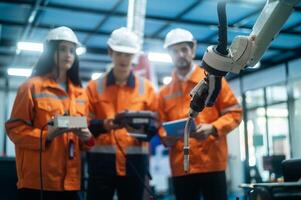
(89, 145), (116, 153)
(76, 99), (86, 104)
(163, 91), (183, 100)
(126, 146), (149, 155)
(138, 77), (145, 95)
(6, 118), (32, 126)
(221, 104), (241, 115)
(33, 93), (67, 100)
(97, 78), (104, 94)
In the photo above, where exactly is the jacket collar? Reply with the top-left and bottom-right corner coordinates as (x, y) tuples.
(41, 74), (83, 96)
(188, 64), (205, 84)
(172, 64), (204, 84)
(106, 69), (135, 88)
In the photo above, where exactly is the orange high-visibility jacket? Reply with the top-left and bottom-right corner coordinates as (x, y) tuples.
(86, 70), (158, 176)
(158, 65), (242, 177)
(5, 75), (89, 191)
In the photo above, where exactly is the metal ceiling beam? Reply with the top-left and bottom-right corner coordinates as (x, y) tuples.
(8, 0), (46, 68)
(262, 46), (301, 67)
(47, 3), (301, 36)
(1, 0), (301, 37)
(0, 0), (125, 17)
(148, 16), (301, 36)
(81, 0), (123, 45)
(0, 38), (16, 46)
(0, 21), (294, 53)
(19, 0), (44, 42)
(151, 0), (203, 37)
(0, 0), (32, 4)
(31, 3), (301, 36)
(1, 0), (268, 10)
(0, 52), (14, 56)
(0, 19), (112, 36)
(202, 6), (263, 42)
(285, 21), (301, 31)
(27, 0), (50, 38)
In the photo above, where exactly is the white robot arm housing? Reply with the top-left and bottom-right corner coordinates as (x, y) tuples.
(203, 0), (300, 74)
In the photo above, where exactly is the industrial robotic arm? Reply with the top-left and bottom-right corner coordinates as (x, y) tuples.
(190, 0), (300, 117)
(191, 0), (300, 116)
(184, 0), (300, 173)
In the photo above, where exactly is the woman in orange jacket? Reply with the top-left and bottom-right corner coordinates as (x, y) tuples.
(5, 26), (94, 200)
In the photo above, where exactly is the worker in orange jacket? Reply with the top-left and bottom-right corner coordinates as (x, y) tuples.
(5, 26), (94, 200)
(158, 28), (242, 200)
(86, 27), (158, 200)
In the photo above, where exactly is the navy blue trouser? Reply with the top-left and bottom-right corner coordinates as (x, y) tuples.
(17, 189), (80, 200)
(172, 171), (227, 200)
(87, 174), (145, 200)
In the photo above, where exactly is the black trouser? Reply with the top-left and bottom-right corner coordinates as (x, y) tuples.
(87, 174), (145, 200)
(86, 152), (148, 200)
(17, 189), (80, 200)
(172, 171), (227, 200)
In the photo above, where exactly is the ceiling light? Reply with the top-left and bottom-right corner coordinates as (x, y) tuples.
(76, 47), (86, 55)
(162, 76), (172, 85)
(17, 42), (43, 52)
(17, 41), (87, 56)
(148, 52), (172, 63)
(91, 72), (103, 80)
(7, 68), (32, 77)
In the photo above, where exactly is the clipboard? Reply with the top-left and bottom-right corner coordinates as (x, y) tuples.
(162, 118), (196, 137)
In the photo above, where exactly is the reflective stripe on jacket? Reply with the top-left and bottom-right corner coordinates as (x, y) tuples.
(86, 70), (158, 176)
(5, 75), (89, 191)
(158, 65), (242, 176)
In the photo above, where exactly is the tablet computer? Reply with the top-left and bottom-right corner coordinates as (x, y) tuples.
(162, 118), (196, 137)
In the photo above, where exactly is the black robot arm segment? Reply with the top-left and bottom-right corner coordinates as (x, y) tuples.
(188, 1), (228, 118)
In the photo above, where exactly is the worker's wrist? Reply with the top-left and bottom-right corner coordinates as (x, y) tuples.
(211, 125), (218, 137)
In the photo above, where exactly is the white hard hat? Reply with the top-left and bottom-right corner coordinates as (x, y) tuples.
(164, 28), (194, 49)
(45, 26), (81, 46)
(107, 27), (139, 54)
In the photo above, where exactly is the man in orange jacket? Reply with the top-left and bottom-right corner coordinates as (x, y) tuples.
(158, 28), (242, 200)
(86, 27), (158, 200)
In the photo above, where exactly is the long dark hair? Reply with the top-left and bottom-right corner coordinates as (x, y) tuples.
(31, 40), (82, 87)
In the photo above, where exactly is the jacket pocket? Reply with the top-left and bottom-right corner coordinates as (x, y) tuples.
(94, 97), (114, 118)
(75, 98), (87, 116)
(130, 97), (146, 110)
(36, 100), (63, 124)
(164, 100), (177, 120)
(36, 100), (62, 114)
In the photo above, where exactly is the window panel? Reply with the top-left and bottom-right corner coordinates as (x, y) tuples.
(266, 84), (287, 104)
(245, 89), (265, 108)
